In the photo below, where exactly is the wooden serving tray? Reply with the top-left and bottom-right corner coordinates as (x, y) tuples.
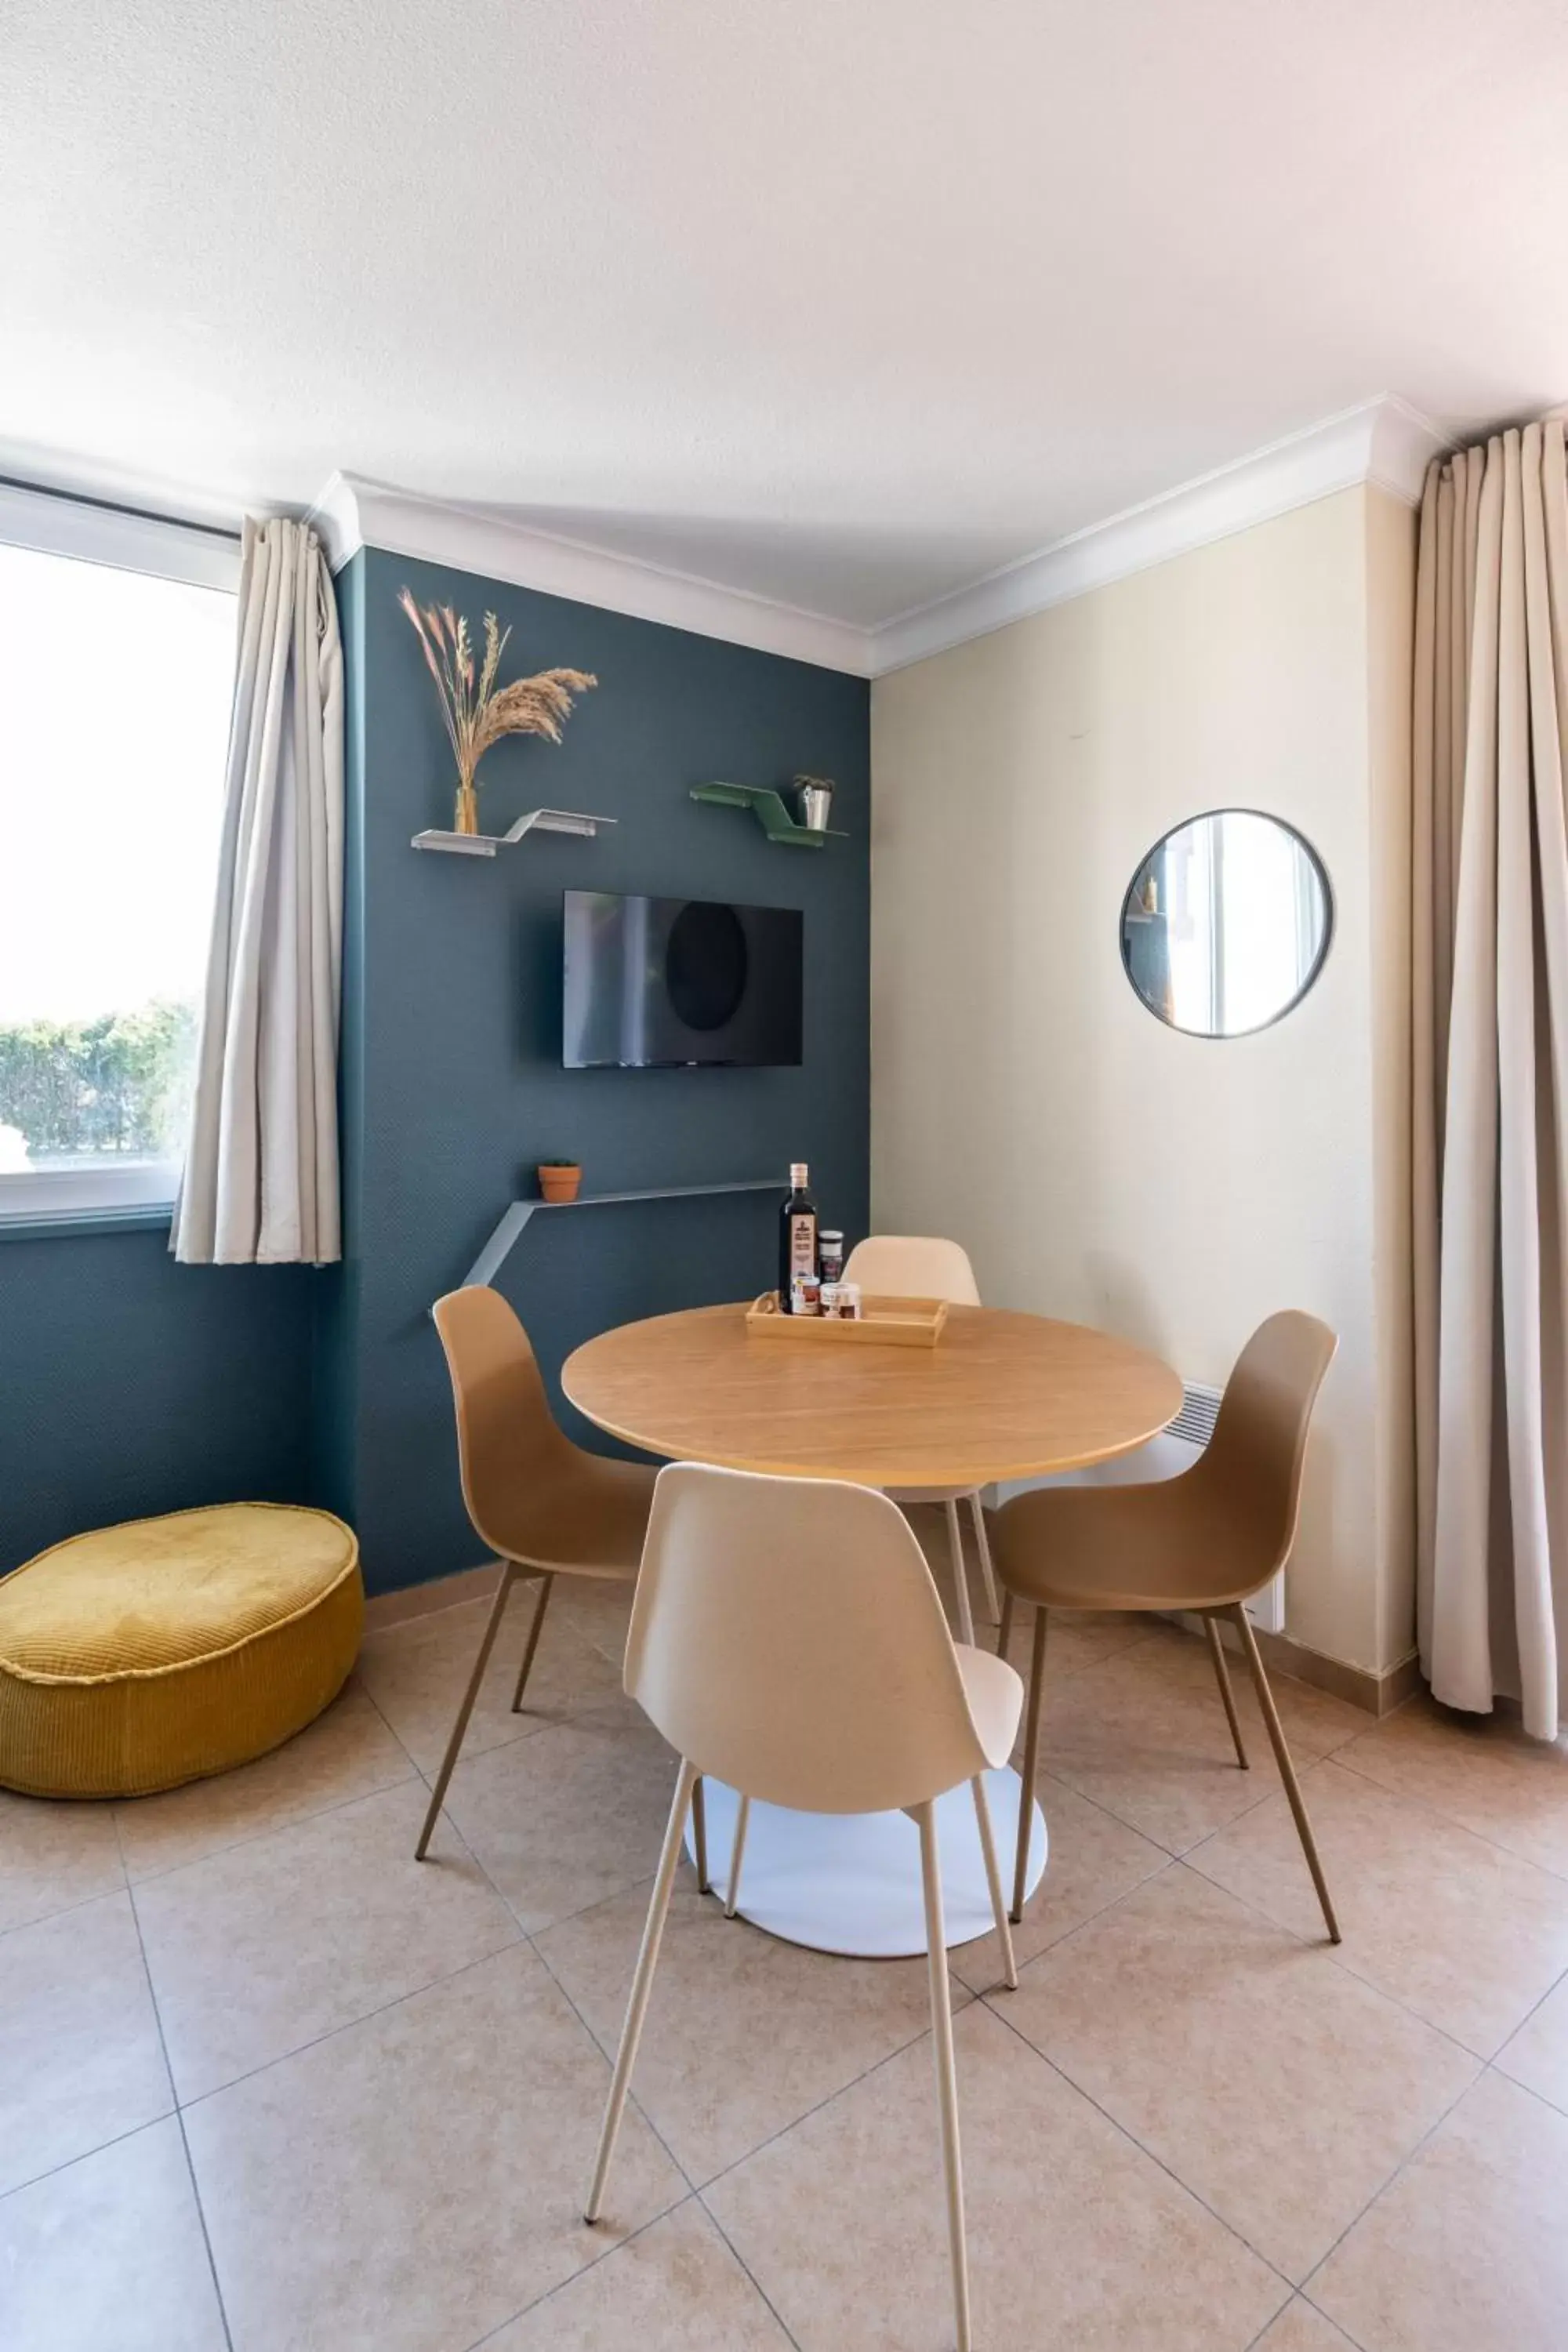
(745, 1291), (949, 1348)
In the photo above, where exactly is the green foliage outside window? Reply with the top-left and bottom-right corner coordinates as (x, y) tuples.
(0, 1000), (198, 1160)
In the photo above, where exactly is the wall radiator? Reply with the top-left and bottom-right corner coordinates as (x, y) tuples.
(994, 1380), (1286, 1636)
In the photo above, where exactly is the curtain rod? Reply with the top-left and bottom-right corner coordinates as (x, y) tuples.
(0, 471), (243, 545)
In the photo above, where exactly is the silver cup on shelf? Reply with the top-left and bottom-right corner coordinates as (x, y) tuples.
(794, 775), (834, 833)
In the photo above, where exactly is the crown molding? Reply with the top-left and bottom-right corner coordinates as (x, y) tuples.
(866, 395), (1450, 674)
(307, 472), (872, 676)
(308, 397), (1448, 683)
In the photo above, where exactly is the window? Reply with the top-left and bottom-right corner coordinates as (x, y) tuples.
(0, 487), (238, 1221)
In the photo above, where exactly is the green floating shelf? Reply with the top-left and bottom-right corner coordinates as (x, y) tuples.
(691, 782), (848, 848)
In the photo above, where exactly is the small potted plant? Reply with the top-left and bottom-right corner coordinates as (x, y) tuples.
(537, 1159), (583, 1204)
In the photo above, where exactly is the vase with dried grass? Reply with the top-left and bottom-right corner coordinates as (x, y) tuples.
(398, 590), (597, 836)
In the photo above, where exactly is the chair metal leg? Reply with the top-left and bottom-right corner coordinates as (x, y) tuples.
(1229, 1606), (1341, 1944)
(585, 1759), (698, 2223)
(416, 1562), (518, 1860)
(691, 1773), (710, 1894)
(945, 1497), (977, 1646)
(916, 1800), (972, 2352)
(996, 1587), (1014, 1660)
(1011, 1606), (1047, 1922)
(967, 1490), (1000, 1621)
(510, 1572), (555, 1712)
(1203, 1611), (1250, 1769)
(971, 1775), (1017, 1990)
(724, 1793), (751, 1918)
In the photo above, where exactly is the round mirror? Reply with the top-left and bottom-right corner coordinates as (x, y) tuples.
(1121, 809), (1332, 1037)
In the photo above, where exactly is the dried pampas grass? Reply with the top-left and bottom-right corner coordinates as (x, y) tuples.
(398, 589), (596, 830)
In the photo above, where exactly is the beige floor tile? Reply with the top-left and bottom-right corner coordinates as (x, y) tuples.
(1117, 1619), (1367, 1738)
(1494, 1967), (1568, 2114)
(706, 1999), (1287, 2351)
(0, 1788), (125, 1936)
(550, 1576), (637, 1664)
(442, 1713), (680, 1934)
(1035, 1625), (1370, 1855)
(0, 1891), (171, 2196)
(950, 1769), (1171, 1994)
(537, 1877), (960, 2183)
(1000, 1865), (1478, 2281)
(358, 1591), (633, 1774)
(486, 2198), (792, 2350)
(994, 1599), (1167, 1683)
(1334, 1692), (1568, 1878)
(113, 1682), (413, 1882)
(184, 1942), (683, 2352)
(1310, 2069), (1568, 2352)
(136, 1780), (522, 2100)
(1189, 1759), (1568, 2056)
(0, 2116), (226, 2351)
(1254, 2299), (1361, 2350)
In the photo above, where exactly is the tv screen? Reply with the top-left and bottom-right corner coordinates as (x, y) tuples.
(563, 891), (804, 1068)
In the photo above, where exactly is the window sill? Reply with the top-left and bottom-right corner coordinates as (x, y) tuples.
(0, 1202), (175, 1241)
(0, 1164), (181, 1237)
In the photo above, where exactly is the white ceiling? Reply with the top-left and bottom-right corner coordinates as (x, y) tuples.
(4, 0), (1566, 632)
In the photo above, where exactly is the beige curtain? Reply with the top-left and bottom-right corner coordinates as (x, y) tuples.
(172, 517), (343, 1265)
(1414, 421), (1568, 1739)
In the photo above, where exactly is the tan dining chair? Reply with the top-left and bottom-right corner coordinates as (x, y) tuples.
(843, 1233), (1000, 1642)
(584, 1461), (1023, 2352)
(993, 1310), (1341, 1944)
(416, 1287), (659, 1862)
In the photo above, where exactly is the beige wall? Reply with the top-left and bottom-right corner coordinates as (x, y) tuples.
(870, 485), (1417, 1675)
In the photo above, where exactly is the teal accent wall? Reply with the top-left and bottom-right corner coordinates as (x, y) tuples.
(324, 550), (870, 1592)
(0, 550), (869, 1593)
(0, 1229), (315, 1570)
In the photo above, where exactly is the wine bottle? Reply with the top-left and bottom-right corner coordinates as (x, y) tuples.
(778, 1163), (818, 1312)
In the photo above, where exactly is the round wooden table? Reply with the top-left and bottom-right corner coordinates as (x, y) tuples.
(563, 1302), (1181, 1959)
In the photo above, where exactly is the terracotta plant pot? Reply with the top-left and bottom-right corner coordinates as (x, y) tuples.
(538, 1163), (583, 1203)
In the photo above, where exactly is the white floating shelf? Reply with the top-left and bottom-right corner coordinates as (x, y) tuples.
(412, 808), (617, 856)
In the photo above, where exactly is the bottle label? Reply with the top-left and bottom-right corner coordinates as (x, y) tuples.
(789, 1213), (816, 1279)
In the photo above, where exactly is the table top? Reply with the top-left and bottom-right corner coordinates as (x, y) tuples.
(562, 1302), (1183, 1489)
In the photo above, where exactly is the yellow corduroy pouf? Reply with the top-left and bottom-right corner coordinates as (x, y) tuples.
(0, 1504), (362, 1799)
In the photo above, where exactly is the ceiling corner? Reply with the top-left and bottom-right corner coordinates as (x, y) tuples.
(1364, 397), (1450, 504)
(305, 471), (367, 572)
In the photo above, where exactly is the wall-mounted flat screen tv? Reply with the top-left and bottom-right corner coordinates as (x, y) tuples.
(563, 891), (804, 1068)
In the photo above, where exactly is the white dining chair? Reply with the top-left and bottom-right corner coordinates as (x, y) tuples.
(843, 1233), (1000, 1642)
(584, 1461), (1023, 2352)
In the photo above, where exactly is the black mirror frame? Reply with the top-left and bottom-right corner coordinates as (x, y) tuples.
(1119, 806), (1335, 1040)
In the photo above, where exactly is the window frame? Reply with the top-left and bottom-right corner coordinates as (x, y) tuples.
(0, 481), (241, 1230)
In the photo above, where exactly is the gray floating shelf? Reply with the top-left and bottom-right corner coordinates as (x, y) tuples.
(412, 808), (616, 856)
(459, 1179), (781, 1290)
